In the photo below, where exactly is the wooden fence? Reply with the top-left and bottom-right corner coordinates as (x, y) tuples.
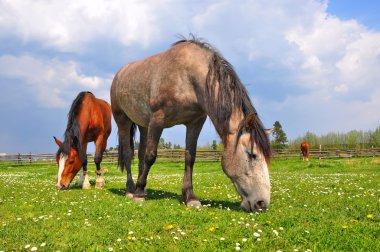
(1, 147), (380, 165)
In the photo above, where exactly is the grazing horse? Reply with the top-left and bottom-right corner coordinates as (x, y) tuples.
(111, 37), (272, 212)
(300, 141), (310, 161)
(54, 91), (112, 190)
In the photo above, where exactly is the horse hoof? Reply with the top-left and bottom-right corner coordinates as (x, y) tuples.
(82, 183), (91, 190)
(186, 200), (202, 209)
(134, 197), (145, 203)
(125, 192), (134, 199)
(95, 182), (105, 189)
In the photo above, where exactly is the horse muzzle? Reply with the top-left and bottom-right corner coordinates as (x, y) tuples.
(240, 198), (269, 212)
(56, 183), (70, 190)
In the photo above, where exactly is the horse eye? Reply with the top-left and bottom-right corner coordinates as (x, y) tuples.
(246, 151), (257, 160)
(69, 159), (75, 164)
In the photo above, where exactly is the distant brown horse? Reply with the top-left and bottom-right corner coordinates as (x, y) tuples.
(54, 91), (112, 190)
(111, 37), (272, 212)
(300, 141), (310, 161)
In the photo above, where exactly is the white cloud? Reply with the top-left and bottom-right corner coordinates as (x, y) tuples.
(0, 0), (177, 51)
(189, 0), (380, 137)
(0, 54), (111, 107)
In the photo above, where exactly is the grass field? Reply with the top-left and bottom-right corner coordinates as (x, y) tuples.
(0, 158), (379, 251)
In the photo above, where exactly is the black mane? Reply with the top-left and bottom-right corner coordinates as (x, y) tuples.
(57, 91), (93, 162)
(174, 36), (271, 158)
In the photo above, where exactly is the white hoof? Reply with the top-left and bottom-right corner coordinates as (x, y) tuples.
(186, 200), (202, 208)
(95, 176), (105, 189)
(82, 182), (91, 190)
(125, 192), (134, 199)
(82, 174), (91, 189)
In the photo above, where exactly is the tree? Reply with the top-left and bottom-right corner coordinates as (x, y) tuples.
(369, 126), (380, 147)
(173, 144), (182, 149)
(272, 121), (288, 149)
(211, 140), (218, 150)
(165, 141), (172, 149)
(157, 138), (173, 149)
(158, 138), (165, 149)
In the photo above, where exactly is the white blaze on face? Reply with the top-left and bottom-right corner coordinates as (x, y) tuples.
(57, 153), (68, 187)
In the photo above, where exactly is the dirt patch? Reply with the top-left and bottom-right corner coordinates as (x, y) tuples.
(370, 159), (380, 164)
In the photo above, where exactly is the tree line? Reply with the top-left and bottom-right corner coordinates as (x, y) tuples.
(107, 122), (380, 152)
(271, 121), (380, 149)
(288, 127), (380, 148)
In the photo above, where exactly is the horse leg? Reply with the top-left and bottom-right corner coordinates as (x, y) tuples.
(94, 134), (107, 189)
(183, 116), (206, 208)
(137, 126), (148, 180)
(78, 143), (91, 189)
(113, 110), (136, 196)
(134, 118), (164, 202)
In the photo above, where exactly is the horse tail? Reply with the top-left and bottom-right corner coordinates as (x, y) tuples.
(117, 123), (136, 172)
(130, 123), (136, 154)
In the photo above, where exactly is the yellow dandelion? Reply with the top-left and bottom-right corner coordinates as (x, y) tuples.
(341, 225), (348, 229)
(164, 224), (174, 230)
(209, 227), (217, 232)
(127, 236), (132, 241)
(367, 214), (374, 219)
(208, 211), (216, 216)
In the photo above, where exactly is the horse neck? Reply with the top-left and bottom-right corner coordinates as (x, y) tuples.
(208, 108), (244, 149)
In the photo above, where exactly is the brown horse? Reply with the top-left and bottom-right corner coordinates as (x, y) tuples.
(54, 91), (112, 190)
(300, 141), (310, 161)
(111, 37), (272, 212)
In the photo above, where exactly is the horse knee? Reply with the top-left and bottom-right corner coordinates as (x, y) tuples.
(126, 149), (134, 159)
(94, 154), (103, 165)
(145, 150), (157, 166)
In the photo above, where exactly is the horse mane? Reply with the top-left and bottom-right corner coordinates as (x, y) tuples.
(57, 91), (92, 162)
(173, 36), (271, 158)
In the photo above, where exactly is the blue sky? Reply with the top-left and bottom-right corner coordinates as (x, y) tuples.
(0, 0), (379, 154)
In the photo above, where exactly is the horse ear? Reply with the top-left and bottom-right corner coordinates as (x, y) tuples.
(53, 136), (62, 146)
(244, 113), (257, 131)
(265, 128), (274, 135)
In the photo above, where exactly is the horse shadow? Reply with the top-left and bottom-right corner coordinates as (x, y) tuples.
(107, 188), (241, 211)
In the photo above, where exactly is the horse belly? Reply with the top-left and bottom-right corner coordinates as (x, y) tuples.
(118, 94), (151, 127)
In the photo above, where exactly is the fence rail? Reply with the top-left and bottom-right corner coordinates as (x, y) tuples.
(1, 147), (380, 165)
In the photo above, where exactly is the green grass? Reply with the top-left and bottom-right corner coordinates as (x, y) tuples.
(0, 158), (379, 251)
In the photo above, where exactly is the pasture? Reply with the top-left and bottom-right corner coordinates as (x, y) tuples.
(0, 158), (379, 251)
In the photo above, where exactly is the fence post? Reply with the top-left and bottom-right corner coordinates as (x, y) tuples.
(29, 152), (32, 164)
(319, 145), (322, 159)
(18, 153), (21, 165)
(372, 146), (375, 157)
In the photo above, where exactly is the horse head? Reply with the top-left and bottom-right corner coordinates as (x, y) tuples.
(54, 136), (83, 189)
(221, 114), (273, 212)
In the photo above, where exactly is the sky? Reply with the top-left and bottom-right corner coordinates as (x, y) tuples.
(0, 0), (379, 154)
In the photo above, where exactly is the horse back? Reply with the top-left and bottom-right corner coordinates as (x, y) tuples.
(111, 43), (211, 127)
(79, 93), (112, 142)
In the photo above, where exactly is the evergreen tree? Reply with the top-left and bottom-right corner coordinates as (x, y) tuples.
(211, 140), (218, 150)
(272, 121), (288, 149)
(173, 144), (182, 149)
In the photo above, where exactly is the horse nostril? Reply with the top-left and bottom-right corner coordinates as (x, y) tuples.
(255, 200), (267, 211)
